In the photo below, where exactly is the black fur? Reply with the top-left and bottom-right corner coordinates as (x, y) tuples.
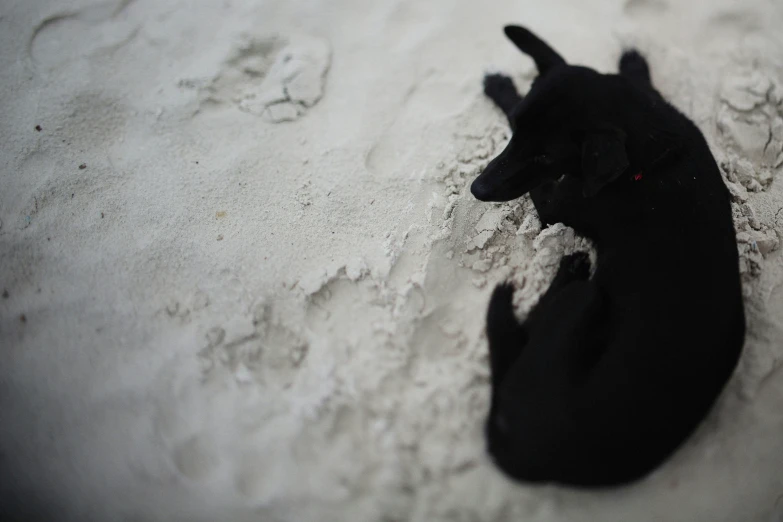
(474, 26), (745, 487)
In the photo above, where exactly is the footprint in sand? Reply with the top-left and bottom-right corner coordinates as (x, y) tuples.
(28, 0), (141, 72)
(198, 299), (309, 390)
(170, 434), (220, 480)
(717, 67), (783, 191)
(202, 34), (331, 123)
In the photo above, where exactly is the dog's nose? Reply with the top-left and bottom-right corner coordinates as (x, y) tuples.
(471, 179), (493, 201)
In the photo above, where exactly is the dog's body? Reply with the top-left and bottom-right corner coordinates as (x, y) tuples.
(473, 27), (745, 487)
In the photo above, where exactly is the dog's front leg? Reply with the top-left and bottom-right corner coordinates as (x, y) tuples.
(619, 50), (665, 102)
(529, 178), (581, 226)
(531, 176), (594, 233)
(483, 73), (523, 126)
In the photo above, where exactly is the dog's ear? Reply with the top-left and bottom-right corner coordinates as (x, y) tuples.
(581, 127), (629, 197)
(504, 26), (566, 74)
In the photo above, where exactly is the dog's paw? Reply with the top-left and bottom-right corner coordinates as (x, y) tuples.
(486, 282), (525, 347)
(559, 252), (592, 280)
(487, 283), (518, 327)
(483, 73), (517, 99)
(488, 282), (516, 312)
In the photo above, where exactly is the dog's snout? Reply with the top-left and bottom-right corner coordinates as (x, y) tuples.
(471, 179), (491, 201)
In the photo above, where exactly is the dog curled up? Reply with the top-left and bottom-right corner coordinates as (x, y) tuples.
(473, 26), (745, 487)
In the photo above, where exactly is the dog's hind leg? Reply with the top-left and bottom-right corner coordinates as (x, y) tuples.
(483, 73), (523, 125)
(488, 252), (590, 386)
(486, 283), (528, 386)
(487, 279), (609, 484)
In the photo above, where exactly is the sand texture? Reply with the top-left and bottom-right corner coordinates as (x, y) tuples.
(2, 0), (783, 521)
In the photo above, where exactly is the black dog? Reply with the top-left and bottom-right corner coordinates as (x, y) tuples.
(473, 26), (745, 487)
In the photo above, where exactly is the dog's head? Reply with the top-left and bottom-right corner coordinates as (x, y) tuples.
(471, 26), (635, 202)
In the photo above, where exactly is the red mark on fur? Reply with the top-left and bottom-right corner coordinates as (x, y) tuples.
(634, 173), (643, 181)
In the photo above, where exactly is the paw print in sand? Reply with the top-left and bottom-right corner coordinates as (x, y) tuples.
(717, 68), (783, 190)
(198, 300), (308, 389)
(204, 34), (331, 123)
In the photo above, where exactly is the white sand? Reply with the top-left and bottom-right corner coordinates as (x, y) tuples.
(2, 0), (783, 520)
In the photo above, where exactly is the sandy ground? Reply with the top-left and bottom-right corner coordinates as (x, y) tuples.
(2, 0), (783, 520)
